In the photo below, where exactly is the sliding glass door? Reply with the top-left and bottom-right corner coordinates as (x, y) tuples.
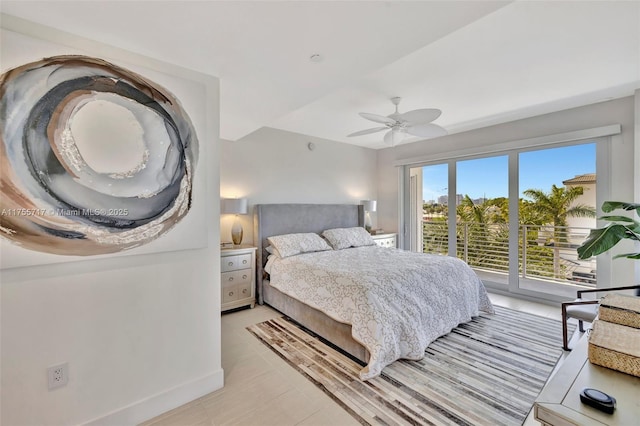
(456, 156), (509, 288)
(516, 144), (597, 298)
(411, 164), (448, 254)
(406, 139), (603, 301)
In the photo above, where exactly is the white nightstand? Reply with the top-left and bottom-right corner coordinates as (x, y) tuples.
(371, 233), (397, 248)
(220, 245), (256, 311)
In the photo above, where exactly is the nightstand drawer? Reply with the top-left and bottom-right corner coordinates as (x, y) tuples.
(221, 269), (252, 286)
(238, 282), (252, 299)
(222, 283), (239, 303)
(221, 253), (252, 272)
(372, 233), (397, 248)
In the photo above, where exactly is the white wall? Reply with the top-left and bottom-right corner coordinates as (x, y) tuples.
(220, 127), (378, 244)
(377, 97), (636, 287)
(0, 16), (223, 426)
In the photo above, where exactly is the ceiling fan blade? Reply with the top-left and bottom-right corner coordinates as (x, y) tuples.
(383, 129), (405, 147)
(406, 123), (448, 138)
(359, 112), (396, 125)
(398, 108), (442, 124)
(347, 127), (388, 137)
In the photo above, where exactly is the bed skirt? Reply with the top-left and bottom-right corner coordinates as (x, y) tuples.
(262, 280), (370, 363)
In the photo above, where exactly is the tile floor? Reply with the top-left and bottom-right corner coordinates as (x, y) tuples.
(141, 293), (581, 426)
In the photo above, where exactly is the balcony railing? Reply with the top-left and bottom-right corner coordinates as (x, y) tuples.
(422, 221), (596, 287)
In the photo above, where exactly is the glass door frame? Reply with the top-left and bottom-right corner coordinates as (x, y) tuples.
(400, 133), (613, 304)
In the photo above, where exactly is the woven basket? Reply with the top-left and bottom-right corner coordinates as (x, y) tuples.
(599, 294), (640, 329)
(588, 320), (640, 377)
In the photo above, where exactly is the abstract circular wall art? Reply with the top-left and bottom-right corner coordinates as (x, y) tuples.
(0, 55), (198, 255)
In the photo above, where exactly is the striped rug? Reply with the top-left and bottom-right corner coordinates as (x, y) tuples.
(247, 306), (573, 426)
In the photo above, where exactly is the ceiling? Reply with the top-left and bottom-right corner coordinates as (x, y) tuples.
(2, 1), (639, 149)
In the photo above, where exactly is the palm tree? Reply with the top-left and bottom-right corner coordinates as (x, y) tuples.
(456, 196), (507, 268)
(457, 195), (488, 224)
(523, 185), (595, 228)
(522, 185), (596, 277)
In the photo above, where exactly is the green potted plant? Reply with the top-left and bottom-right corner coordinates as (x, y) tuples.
(577, 201), (640, 295)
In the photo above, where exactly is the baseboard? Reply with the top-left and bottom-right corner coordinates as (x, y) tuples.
(83, 369), (224, 426)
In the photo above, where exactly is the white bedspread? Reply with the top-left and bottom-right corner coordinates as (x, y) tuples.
(267, 245), (494, 380)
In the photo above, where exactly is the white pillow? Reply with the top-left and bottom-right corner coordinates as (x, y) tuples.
(322, 227), (375, 250)
(267, 233), (332, 258)
(265, 245), (282, 258)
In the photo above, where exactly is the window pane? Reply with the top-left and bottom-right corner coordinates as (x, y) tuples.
(456, 156), (509, 281)
(411, 164), (448, 254)
(519, 144), (597, 290)
(405, 139), (603, 302)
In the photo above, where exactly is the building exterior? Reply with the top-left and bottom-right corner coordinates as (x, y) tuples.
(562, 173), (597, 232)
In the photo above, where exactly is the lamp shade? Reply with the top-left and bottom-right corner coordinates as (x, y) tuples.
(222, 198), (248, 215)
(361, 200), (377, 212)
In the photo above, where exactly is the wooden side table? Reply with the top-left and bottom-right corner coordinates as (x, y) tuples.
(220, 245), (256, 312)
(534, 332), (640, 425)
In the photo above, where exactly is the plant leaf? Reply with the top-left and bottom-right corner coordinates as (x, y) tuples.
(602, 201), (640, 215)
(577, 224), (628, 259)
(613, 252), (640, 260)
(598, 215), (636, 223)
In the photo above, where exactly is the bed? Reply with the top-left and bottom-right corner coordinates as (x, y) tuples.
(253, 203), (494, 380)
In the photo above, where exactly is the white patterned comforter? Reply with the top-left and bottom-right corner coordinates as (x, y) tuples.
(267, 245), (494, 380)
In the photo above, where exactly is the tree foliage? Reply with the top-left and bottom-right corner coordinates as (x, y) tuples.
(522, 185), (596, 228)
(577, 201), (640, 260)
(423, 184), (597, 281)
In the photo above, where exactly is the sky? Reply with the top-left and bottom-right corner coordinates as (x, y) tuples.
(421, 143), (596, 203)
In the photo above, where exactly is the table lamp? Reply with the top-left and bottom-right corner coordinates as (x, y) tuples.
(222, 198), (248, 245)
(361, 200), (377, 233)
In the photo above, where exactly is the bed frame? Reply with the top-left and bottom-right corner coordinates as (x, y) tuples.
(253, 203), (370, 362)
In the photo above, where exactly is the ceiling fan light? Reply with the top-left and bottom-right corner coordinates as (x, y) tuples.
(383, 129), (405, 147)
(356, 98), (444, 147)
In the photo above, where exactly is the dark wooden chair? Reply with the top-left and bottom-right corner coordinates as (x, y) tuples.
(561, 284), (640, 351)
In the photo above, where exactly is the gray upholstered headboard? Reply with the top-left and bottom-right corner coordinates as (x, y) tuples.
(253, 203), (364, 304)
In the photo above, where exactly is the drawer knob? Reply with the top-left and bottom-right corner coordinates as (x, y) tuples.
(242, 288), (247, 294)
(228, 291), (234, 296)
(228, 261), (234, 266)
(228, 277), (234, 281)
(242, 274), (247, 279)
(242, 260), (248, 264)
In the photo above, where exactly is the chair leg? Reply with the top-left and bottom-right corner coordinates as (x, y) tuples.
(579, 320), (584, 333)
(561, 304), (570, 351)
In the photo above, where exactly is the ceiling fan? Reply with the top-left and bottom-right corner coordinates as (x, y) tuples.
(347, 97), (447, 146)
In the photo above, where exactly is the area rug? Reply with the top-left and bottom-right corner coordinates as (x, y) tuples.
(247, 306), (574, 426)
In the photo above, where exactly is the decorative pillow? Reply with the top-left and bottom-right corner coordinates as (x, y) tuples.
(267, 233), (332, 258)
(265, 245), (282, 258)
(322, 227), (375, 250)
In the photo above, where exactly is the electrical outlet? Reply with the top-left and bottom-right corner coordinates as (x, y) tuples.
(47, 363), (68, 390)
